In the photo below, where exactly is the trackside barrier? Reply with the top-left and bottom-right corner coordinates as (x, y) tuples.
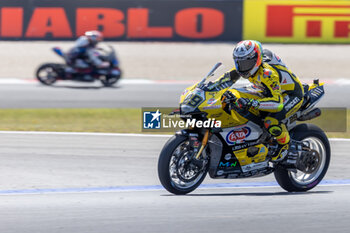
(0, 0), (243, 41)
(243, 0), (350, 43)
(1, 0), (348, 43)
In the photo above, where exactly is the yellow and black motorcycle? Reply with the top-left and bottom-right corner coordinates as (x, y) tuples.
(158, 63), (330, 195)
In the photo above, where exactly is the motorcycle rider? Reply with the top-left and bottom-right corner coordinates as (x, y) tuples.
(216, 40), (304, 165)
(67, 30), (109, 80)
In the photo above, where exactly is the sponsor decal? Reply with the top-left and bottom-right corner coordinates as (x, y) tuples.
(202, 105), (221, 110)
(275, 54), (281, 62)
(216, 170), (224, 176)
(307, 180), (319, 188)
(285, 96), (300, 112)
(207, 92), (217, 98)
(207, 98), (217, 105)
(310, 86), (324, 97)
(224, 153), (232, 160)
(0, 0), (243, 41)
(219, 161), (238, 167)
(0, 6), (223, 39)
(232, 141), (260, 151)
(241, 161), (268, 173)
(263, 70), (272, 77)
(226, 127), (251, 145)
(271, 81), (280, 91)
(244, 0), (350, 43)
(283, 95), (290, 103)
(288, 113), (298, 124)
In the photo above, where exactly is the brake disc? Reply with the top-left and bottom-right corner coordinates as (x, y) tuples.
(297, 149), (321, 174)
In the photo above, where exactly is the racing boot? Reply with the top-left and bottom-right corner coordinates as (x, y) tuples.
(272, 140), (303, 168)
(271, 143), (289, 162)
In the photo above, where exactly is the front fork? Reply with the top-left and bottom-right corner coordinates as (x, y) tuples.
(194, 129), (210, 159)
(186, 129), (210, 169)
(177, 128), (211, 160)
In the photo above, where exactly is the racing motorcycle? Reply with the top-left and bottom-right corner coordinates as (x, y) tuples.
(36, 45), (121, 87)
(158, 62), (330, 194)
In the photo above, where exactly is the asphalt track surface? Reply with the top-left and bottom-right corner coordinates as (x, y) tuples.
(0, 132), (349, 233)
(0, 81), (349, 108)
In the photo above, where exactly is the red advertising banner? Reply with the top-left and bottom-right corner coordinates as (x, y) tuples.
(0, 0), (243, 41)
(244, 0), (350, 43)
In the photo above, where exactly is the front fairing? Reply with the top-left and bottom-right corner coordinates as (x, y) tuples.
(179, 83), (264, 128)
(180, 85), (241, 128)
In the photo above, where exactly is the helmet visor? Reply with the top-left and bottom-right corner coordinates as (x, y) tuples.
(235, 56), (257, 73)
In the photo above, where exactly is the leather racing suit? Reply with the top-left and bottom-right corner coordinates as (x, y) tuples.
(210, 49), (304, 159)
(67, 36), (108, 69)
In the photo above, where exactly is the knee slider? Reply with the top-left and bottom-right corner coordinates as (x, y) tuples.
(268, 125), (282, 136)
(264, 117), (279, 130)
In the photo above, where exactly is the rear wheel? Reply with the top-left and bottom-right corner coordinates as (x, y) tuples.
(274, 123), (330, 192)
(158, 135), (208, 195)
(36, 64), (60, 85)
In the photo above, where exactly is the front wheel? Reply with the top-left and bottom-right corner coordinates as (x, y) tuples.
(158, 135), (208, 195)
(100, 68), (122, 87)
(274, 123), (331, 192)
(36, 64), (61, 85)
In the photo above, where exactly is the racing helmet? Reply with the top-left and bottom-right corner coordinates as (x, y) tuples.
(233, 40), (263, 79)
(85, 30), (103, 46)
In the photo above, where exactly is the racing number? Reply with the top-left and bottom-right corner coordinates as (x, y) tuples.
(184, 94), (203, 107)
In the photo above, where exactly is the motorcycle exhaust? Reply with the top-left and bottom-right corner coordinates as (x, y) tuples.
(298, 108), (321, 121)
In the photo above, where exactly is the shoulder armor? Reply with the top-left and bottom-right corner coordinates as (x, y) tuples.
(263, 68), (273, 78)
(263, 49), (286, 67)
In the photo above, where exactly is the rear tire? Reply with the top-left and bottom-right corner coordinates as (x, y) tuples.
(36, 64), (60, 85)
(274, 123), (330, 192)
(158, 135), (208, 195)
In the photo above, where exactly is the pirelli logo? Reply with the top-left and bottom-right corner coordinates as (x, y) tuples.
(267, 5), (350, 38)
(244, 0), (350, 43)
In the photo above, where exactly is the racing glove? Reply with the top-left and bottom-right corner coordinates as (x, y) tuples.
(221, 91), (237, 104)
(235, 98), (260, 111)
(221, 91), (237, 114)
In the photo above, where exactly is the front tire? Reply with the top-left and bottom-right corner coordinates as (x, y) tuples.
(158, 135), (208, 195)
(274, 123), (331, 192)
(100, 69), (122, 87)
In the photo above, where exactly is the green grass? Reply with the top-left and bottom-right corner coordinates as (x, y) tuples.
(303, 108), (349, 138)
(0, 109), (141, 133)
(0, 108), (348, 138)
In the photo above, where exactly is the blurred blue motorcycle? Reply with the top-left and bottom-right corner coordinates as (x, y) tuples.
(36, 45), (122, 87)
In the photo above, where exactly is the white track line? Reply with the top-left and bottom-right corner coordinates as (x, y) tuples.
(0, 131), (172, 137)
(0, 130), (348, 141)
(0, 78), (350, 85)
